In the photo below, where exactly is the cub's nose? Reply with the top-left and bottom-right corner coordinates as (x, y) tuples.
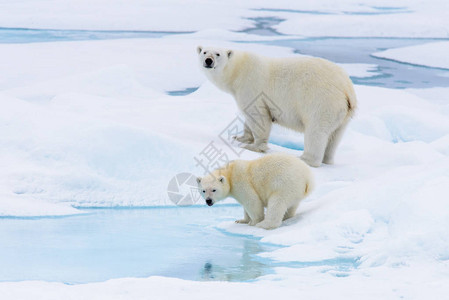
(206, 198), (213, 206)
(205, 58), (213, 67)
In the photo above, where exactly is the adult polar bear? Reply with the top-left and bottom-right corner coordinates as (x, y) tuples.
(197, 46), (357, 167)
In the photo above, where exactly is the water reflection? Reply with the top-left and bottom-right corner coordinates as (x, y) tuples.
(199, 240), (269, 281)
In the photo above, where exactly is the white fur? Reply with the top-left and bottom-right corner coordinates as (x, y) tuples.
(196, 153), (314, 230)
(197, 46), (357, 167)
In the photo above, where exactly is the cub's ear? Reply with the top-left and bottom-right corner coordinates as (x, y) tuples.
(196, 177), (202, 184)
(227, 50), (233, 58)
(197, 46), (203, 54)
(219, 176), (226, 183)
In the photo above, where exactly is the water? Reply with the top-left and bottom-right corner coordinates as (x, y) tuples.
(253, 6), (412, 15)
(0, 27), (192, 44)
(240, 17), (449, 89)
(166, 87), (199, 96)
(264, 37), (449, 89)
(0, 206), (278, 284)
(169, 18), (449, 94)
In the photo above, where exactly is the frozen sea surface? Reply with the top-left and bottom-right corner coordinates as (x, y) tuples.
(1, 25), (449, 91)
(261, 37), (449, 89)
(239, 17), (449, 89)
(0, 205), (279, 284)
(1, 1), (449, 298)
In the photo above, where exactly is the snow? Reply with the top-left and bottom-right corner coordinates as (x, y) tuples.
(273, 12), (449, 38)
(0, 277), (299, 300)
(1, 0), (449, 298)
(373, 41), (449, 70)
(0, 38), (301, 214)
(266, 0), (449, 38)
(0, 38), (387, 215)
(0, 193), (82, 217)
(0, 264), (448, 300)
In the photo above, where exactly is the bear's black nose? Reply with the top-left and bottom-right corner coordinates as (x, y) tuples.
(205, 58), (213, 66)
(206, 199), (213, 206)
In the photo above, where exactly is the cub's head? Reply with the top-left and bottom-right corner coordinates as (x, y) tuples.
(197, 46), (233, 72)
(196, 174), (230, 206)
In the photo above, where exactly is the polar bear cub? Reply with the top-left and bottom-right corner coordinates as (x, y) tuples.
(197, 46), (357, 167)
(196, 153), (314, 230)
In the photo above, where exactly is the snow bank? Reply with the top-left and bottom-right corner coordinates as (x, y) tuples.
(373, 41), (449, 70)
(0, 38), (407, 214)
(0, 38), (302, 213)
(0, 193), (82, 217)
(0, 37), (294, 94)
(1, 263), (448, 300)
(0, 1), (252, 31)
(269, 0), (449, 37)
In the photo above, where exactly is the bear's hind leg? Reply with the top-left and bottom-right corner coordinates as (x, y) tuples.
(283, 202), (300, 221)
(323, 122), (348, 165)
(256, 195), (288, 230)
(301, 127), (329, 167)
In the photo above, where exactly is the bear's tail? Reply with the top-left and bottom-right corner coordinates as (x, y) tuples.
(304, 176), (315, 197)
(345, 86), (357, 120)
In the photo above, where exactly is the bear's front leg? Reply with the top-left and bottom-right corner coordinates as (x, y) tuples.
(235, 210), (250, 224)
(241, 106), (272, 153)
(300, 127), (329, 167)
(233, 122), (254, 144)
(256, 194), (288, 230)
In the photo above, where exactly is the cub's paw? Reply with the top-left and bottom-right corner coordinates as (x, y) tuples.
(255, 220), (280, 230)
(235, 219), (250, 224)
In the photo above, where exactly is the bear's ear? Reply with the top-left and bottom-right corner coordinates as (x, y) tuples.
(227, 50), (233, 58)
(197, 46), (203, 54)
(196, 177), (202, 184)
(219, 176), (226, 183)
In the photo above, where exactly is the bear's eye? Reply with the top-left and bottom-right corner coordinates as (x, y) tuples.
(216, 53), (220, 57)
(212, 189), (216, 192)
(203, 51), (206, 54)
(202, 190), (206, 193)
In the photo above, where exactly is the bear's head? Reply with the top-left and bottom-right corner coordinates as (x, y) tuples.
(196, 174), (230, 206)
(197, 46), (233, 72)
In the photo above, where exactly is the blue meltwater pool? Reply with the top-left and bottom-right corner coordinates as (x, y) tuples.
(0, 205), (279, 284)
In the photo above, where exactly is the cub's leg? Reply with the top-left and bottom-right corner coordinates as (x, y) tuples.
(236, 188), (264, 226)
(256, 194), (288, 230)
(235, 210), (250, 224)
(283, 202), (300, 221)
(247, 200), (264, 226)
